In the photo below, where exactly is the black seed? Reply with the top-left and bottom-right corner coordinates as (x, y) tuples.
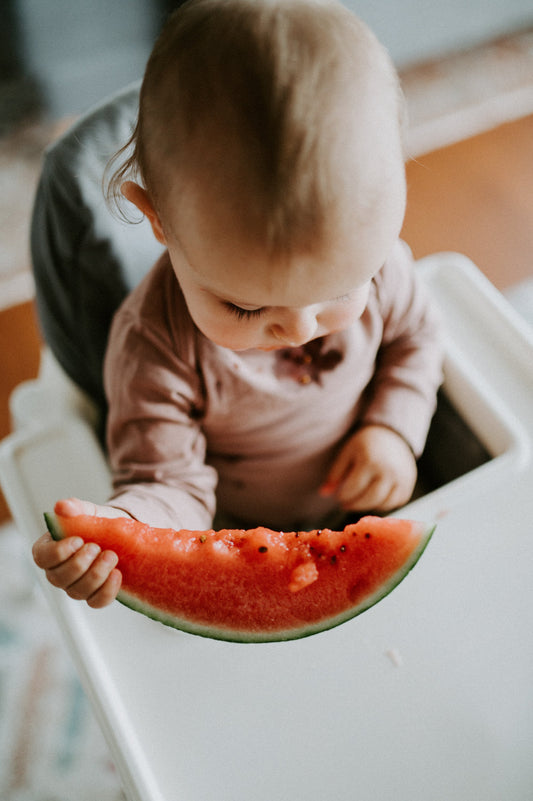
(330, 555), (337, 564)
(258, 546), (268, 553)
(364, 533), (371, 539)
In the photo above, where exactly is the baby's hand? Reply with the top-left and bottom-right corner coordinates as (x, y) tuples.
(32, 497), (128, 608)
(321, 425), (417, 513)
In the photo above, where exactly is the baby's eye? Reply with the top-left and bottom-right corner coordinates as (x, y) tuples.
(224, 302), (265, 321)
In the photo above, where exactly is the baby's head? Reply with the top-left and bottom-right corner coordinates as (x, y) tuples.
(110, 0), (407, 350)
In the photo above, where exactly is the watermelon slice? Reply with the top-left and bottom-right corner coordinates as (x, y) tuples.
(45, 512), (434, 643)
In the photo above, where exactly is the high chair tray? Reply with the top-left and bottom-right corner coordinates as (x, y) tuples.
(1, 253), (532, 801)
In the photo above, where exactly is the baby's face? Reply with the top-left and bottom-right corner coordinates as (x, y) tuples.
(166, 228), (377, 352)
(158, 155), (406, 352)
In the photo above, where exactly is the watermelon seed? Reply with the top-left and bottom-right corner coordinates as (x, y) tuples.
(364, 533), (371, 539)
(199, 535), (207, 543)
(340, 545), (346, 552)
(258, 546), (268, 553)
(330, 555), (337, 564)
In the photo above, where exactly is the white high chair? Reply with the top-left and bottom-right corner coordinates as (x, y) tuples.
(1, 85), (533, 801)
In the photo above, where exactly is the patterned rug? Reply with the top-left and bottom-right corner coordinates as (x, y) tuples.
(0, 521), (125, 801)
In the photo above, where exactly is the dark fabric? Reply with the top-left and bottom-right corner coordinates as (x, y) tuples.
(30, 82), (164, 413)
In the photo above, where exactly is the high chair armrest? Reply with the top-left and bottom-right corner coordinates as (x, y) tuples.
(0, 414), (111, 542)
(2, 346), (109, 539)
(9, 347), (100, 433)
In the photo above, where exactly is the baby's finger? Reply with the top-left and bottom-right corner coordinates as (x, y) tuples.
(65, 550), (119, 602)
(341, 480), (380, 511)
(340, 467), (398, 510)
(32, 532), (84, 570)
(335, 464), (378, 508)
(55, 497), (130, 519)
(379, 479), (416, 512)
(86, 568), (123, 609)
(44, 542), (102, 590)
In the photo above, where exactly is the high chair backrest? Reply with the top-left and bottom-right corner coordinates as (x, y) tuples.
(31, 82), (164, 413)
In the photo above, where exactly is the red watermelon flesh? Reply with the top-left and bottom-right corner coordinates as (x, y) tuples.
(45, 512), (434, 643)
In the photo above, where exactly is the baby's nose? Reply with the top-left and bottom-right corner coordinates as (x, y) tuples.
(270, 308), (318, 346)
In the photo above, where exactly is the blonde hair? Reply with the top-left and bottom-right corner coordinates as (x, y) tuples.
(106, 0), (402, 255)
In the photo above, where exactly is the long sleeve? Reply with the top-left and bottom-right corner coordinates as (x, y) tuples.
(358, 241), (444, 457)
(103, 258), (218, 529)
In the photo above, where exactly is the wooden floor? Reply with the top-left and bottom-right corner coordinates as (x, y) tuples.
(0, 300), (41, 521)
(402, 114), (533, 291)
(1, 114), (533, 523)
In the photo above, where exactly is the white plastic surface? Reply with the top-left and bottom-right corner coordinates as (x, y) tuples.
(1, 253), (533, 801)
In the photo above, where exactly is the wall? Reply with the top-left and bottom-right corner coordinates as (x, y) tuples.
(12, 0), (533, 118)
(347, 0), (533, 67)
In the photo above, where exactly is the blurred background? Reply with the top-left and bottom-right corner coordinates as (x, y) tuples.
(1, 1), (533, 799)
(3, 0), (532, 121)
(1, 0), (533, 314)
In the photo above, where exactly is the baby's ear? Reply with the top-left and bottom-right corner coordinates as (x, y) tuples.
(121, 181), (167, 245)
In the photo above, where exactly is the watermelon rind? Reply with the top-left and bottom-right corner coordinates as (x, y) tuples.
(45, 512), (435, 644)
(45, 512), (66, 542)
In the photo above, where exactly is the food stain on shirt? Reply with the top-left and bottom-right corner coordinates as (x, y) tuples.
(274, 338), (343, 385)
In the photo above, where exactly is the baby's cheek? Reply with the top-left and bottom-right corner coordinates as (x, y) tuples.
(350, 285), (372, 318)
(331, 285), (371, 328)
(325, 301), (366, 332)
(193, 315), (261, 351)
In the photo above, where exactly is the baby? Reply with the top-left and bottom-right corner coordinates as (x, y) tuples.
(33, 0), (443, 608)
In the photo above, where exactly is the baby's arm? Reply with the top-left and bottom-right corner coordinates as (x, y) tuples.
(32, 498), (126, 608)
(102, 265), (218, 531)
(323, 242), (443, 513)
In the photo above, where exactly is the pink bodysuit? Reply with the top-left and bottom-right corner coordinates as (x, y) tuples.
(104, 240), (443, 530)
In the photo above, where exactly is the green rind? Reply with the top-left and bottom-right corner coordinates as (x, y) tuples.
(45, 512), (64, 542)
(44, 512), (435, 644)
